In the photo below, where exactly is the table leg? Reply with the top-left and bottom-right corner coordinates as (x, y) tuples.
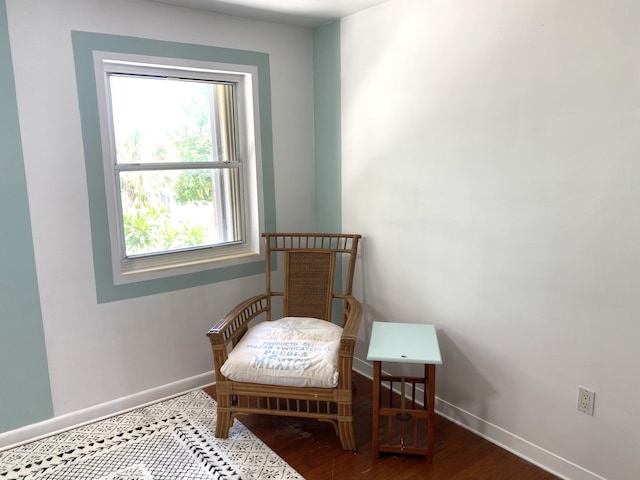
(372, 360), (381, 460)
(427, 363), (436, 463)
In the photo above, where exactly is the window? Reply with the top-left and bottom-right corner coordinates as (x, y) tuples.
(94, 53), (264, 284)
(73, 32), (275, 302)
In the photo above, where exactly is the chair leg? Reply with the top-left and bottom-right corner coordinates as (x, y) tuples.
(337, 417), (357, 451)
(337, 390), (357, 451)
(215, 382), (233, 439)
(215, 407), (232, 438)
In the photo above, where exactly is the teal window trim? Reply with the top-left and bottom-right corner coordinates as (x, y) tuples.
(71, 31), (276, 303)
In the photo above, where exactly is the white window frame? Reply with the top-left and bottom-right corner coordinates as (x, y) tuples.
(94, 52), (264, 285)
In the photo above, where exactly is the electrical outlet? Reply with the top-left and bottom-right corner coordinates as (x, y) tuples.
(577, 387), (595, 416)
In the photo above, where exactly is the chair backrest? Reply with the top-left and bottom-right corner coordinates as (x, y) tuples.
(263, 233), (361, 323)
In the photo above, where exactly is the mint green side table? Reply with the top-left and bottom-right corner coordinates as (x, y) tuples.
(366, 322), (442, 462)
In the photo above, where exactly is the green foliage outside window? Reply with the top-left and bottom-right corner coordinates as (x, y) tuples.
(113, 80), (229, 256)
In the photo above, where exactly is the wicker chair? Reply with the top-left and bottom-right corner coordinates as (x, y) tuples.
(207, 233), (362, 451)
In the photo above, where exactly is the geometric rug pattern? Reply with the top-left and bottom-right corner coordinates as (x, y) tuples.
(0, 390), (304, 480)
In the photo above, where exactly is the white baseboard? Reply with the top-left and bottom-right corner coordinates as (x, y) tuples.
(352, 357), (606, 480)
(0, 371), (216, 452)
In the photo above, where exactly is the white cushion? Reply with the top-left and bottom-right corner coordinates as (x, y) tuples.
(220, 317), (343, 388)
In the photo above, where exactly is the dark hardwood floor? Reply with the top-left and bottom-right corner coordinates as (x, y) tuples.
(204, 373), (560, 480)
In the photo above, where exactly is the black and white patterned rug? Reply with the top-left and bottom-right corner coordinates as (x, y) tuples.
(0, 390), (303, 480)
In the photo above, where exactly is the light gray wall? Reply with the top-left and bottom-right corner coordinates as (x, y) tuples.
(342, 1), (640, 479)
(1, 0), (316, 439)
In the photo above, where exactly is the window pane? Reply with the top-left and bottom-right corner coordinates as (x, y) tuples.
(119, 168), (241, 257)
(109, 75), (236, 164)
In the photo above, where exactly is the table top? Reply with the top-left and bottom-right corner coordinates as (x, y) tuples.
(366, 322), (442, 365)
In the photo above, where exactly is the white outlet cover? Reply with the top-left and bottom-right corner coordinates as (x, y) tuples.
(578, 387), (595, 416)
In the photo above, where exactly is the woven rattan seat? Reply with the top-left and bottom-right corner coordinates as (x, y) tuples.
(207, 233), (362, 450)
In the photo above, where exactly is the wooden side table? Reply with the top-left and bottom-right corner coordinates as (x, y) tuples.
(366, 322), (442, 462)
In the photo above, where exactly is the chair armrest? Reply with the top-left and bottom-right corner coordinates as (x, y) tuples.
(207, 294), (269, 375)
(337, 295), (362, 388)
(341, 295), (362, 341)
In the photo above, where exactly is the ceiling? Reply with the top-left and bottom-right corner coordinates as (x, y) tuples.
(147, 0), (391, 27)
